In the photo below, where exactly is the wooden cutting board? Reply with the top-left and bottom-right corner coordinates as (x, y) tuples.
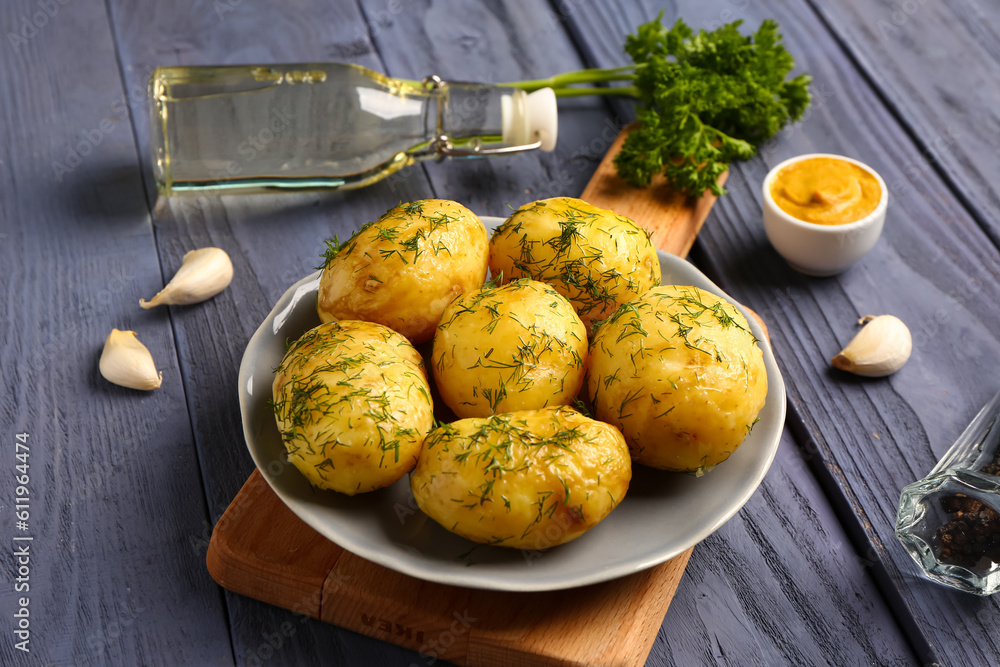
(207, 125), (734, 667)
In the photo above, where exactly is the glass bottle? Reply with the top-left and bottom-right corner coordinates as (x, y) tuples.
(148, 63), (557, 196)
(896, 389), (1000, 595)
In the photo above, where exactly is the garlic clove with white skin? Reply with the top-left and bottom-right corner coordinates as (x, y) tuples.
(831, 314), (912, 377)
(140, 247), (233, 309)
(99, 329), (163, 390)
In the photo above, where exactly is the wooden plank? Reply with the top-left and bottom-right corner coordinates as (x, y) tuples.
(206, 472), (345, 618)
(102, 0), (439, 663)
(463, 558), (691, 667)
(0, 0), (233, 665)
(655, 429), (914, 665)
(562, 1), (1000, 665)
(806, 0), (1000, 248)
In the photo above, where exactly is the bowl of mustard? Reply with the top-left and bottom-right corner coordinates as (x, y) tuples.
(762, 154), (887, 276)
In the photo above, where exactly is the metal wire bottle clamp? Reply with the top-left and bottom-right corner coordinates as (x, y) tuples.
(422, 75), (543, 159)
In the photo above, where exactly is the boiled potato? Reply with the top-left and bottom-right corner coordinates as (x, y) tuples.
(271, 320), (434, 495)
(317, 199), (489, 344)
(432, 278), (587, 418)
(489, 197), (660, 330)
(587, 286), (768, 474)
(410, 406), (631, 549)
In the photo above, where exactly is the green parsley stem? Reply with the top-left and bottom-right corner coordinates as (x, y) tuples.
(546, 86), (640, 98)
(502, 65), (642, 93)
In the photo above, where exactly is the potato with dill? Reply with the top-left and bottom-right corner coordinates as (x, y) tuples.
(317, 199), (489, 344)
(587, 286), (767, 474)
(432, 278), (587, 418)
(488, 197), (660, 330)
(271, 320), (434, 495)
(410, 406), (631, 549)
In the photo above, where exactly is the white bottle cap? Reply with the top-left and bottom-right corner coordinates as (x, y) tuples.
(501, 88), (558, 152)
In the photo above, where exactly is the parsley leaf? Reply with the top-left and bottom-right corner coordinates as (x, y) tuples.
(505, 13), (811, 196)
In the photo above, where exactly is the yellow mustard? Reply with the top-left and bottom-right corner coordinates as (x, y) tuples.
(770, 157), (881, 225)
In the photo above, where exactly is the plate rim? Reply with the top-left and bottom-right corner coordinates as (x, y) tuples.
(238, 216), (786, 592)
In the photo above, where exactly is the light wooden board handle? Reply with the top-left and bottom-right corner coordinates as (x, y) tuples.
(580, 123), (727, 258)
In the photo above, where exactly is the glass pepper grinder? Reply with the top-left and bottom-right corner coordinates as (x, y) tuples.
(896, 388), (1000, 595)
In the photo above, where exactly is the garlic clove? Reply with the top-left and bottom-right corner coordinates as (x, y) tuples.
(99, 329), (163, 390)
(831, 314), (912, 377)
(140, 247), (234, 309)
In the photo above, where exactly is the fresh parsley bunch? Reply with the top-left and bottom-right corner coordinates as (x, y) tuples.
(508, 13), (811, 196)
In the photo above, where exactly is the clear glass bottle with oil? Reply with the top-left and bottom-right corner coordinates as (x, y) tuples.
(149, 63), (556, 196)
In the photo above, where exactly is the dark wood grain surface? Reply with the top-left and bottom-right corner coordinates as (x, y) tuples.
(2, 0), (998, 665)
(560, 2), (1000, 665)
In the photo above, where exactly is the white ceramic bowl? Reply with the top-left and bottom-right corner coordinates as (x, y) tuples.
(762, 153), (887, 276)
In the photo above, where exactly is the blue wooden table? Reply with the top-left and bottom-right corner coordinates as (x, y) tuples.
(2, 0), (999, 665)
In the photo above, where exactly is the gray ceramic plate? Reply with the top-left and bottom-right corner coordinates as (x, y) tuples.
(238, 216), (786, 592)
